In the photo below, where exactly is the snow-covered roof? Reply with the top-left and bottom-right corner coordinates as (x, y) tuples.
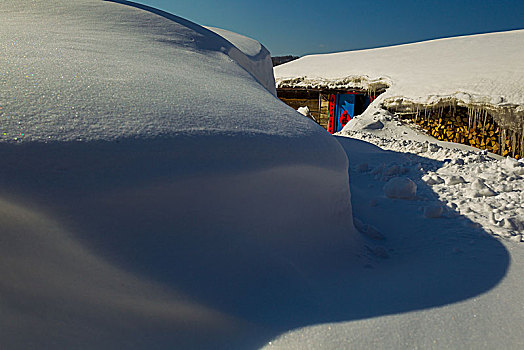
(275, 30), (524, 130)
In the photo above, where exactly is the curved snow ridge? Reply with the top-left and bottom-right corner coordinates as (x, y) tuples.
(204, 26), (276, 95)
(275, 29), (524, 124)
(104, 1), (276, 96)
(204, 26), (263, 58)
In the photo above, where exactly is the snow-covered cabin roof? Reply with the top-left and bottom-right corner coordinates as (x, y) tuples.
(275, 30), (524, 131)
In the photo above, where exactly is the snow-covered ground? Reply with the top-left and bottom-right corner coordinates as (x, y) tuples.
(264, 131), (524, 349)
(3, 0), (524, 349)
(341, 109), (524, 243)
(269, 27), (524, 350)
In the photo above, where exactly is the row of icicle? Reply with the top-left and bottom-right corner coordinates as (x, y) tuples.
(396, 103), (523, 159)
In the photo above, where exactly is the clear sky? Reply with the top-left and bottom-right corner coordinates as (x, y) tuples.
(134, 0), (523, 56)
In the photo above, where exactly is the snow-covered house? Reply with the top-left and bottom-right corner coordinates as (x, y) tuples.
(276, 82), (386, 133)
(275, 30), (524, 158)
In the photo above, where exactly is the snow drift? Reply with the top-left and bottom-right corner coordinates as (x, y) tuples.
(0, 0), (358, 348)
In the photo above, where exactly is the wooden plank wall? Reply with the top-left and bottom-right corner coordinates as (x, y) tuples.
(278, 96), (331, 130)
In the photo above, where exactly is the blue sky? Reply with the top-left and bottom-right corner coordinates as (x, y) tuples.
(135, 0), (524, 56)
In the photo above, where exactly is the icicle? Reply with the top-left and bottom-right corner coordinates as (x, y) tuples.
(511, 130), (517, 158)
(501, 128), (507, 156)
(520, 128), (524, 158)
(474, 107), (478, 128)
(467, 107), (472, 136)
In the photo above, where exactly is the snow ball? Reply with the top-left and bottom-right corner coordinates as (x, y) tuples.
(424, 204), (443, 218)
(296, 106), (315, 121)
(383, 177), (417, 200)
(428, 143), (440, 152)
(445, 175), (466, 186)
(422, 174), (444, 185)
(471, 179), (495, 196)
(297, 106), (310, 116)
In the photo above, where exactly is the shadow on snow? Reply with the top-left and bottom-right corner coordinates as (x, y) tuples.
(0, 136), (509, 349)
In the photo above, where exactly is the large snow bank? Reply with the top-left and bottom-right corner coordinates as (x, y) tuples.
(275, 30), (524, 130)
(0, 0), (357, 348)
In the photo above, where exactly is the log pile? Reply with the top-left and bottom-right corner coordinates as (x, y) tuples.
(400, 107), (522, 159)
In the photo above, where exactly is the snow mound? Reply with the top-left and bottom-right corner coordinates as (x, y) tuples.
(0, 1), (358, 348)
(383, 177), (417, 199)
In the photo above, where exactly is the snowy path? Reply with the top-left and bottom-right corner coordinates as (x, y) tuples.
(264, 135), (524, 349)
